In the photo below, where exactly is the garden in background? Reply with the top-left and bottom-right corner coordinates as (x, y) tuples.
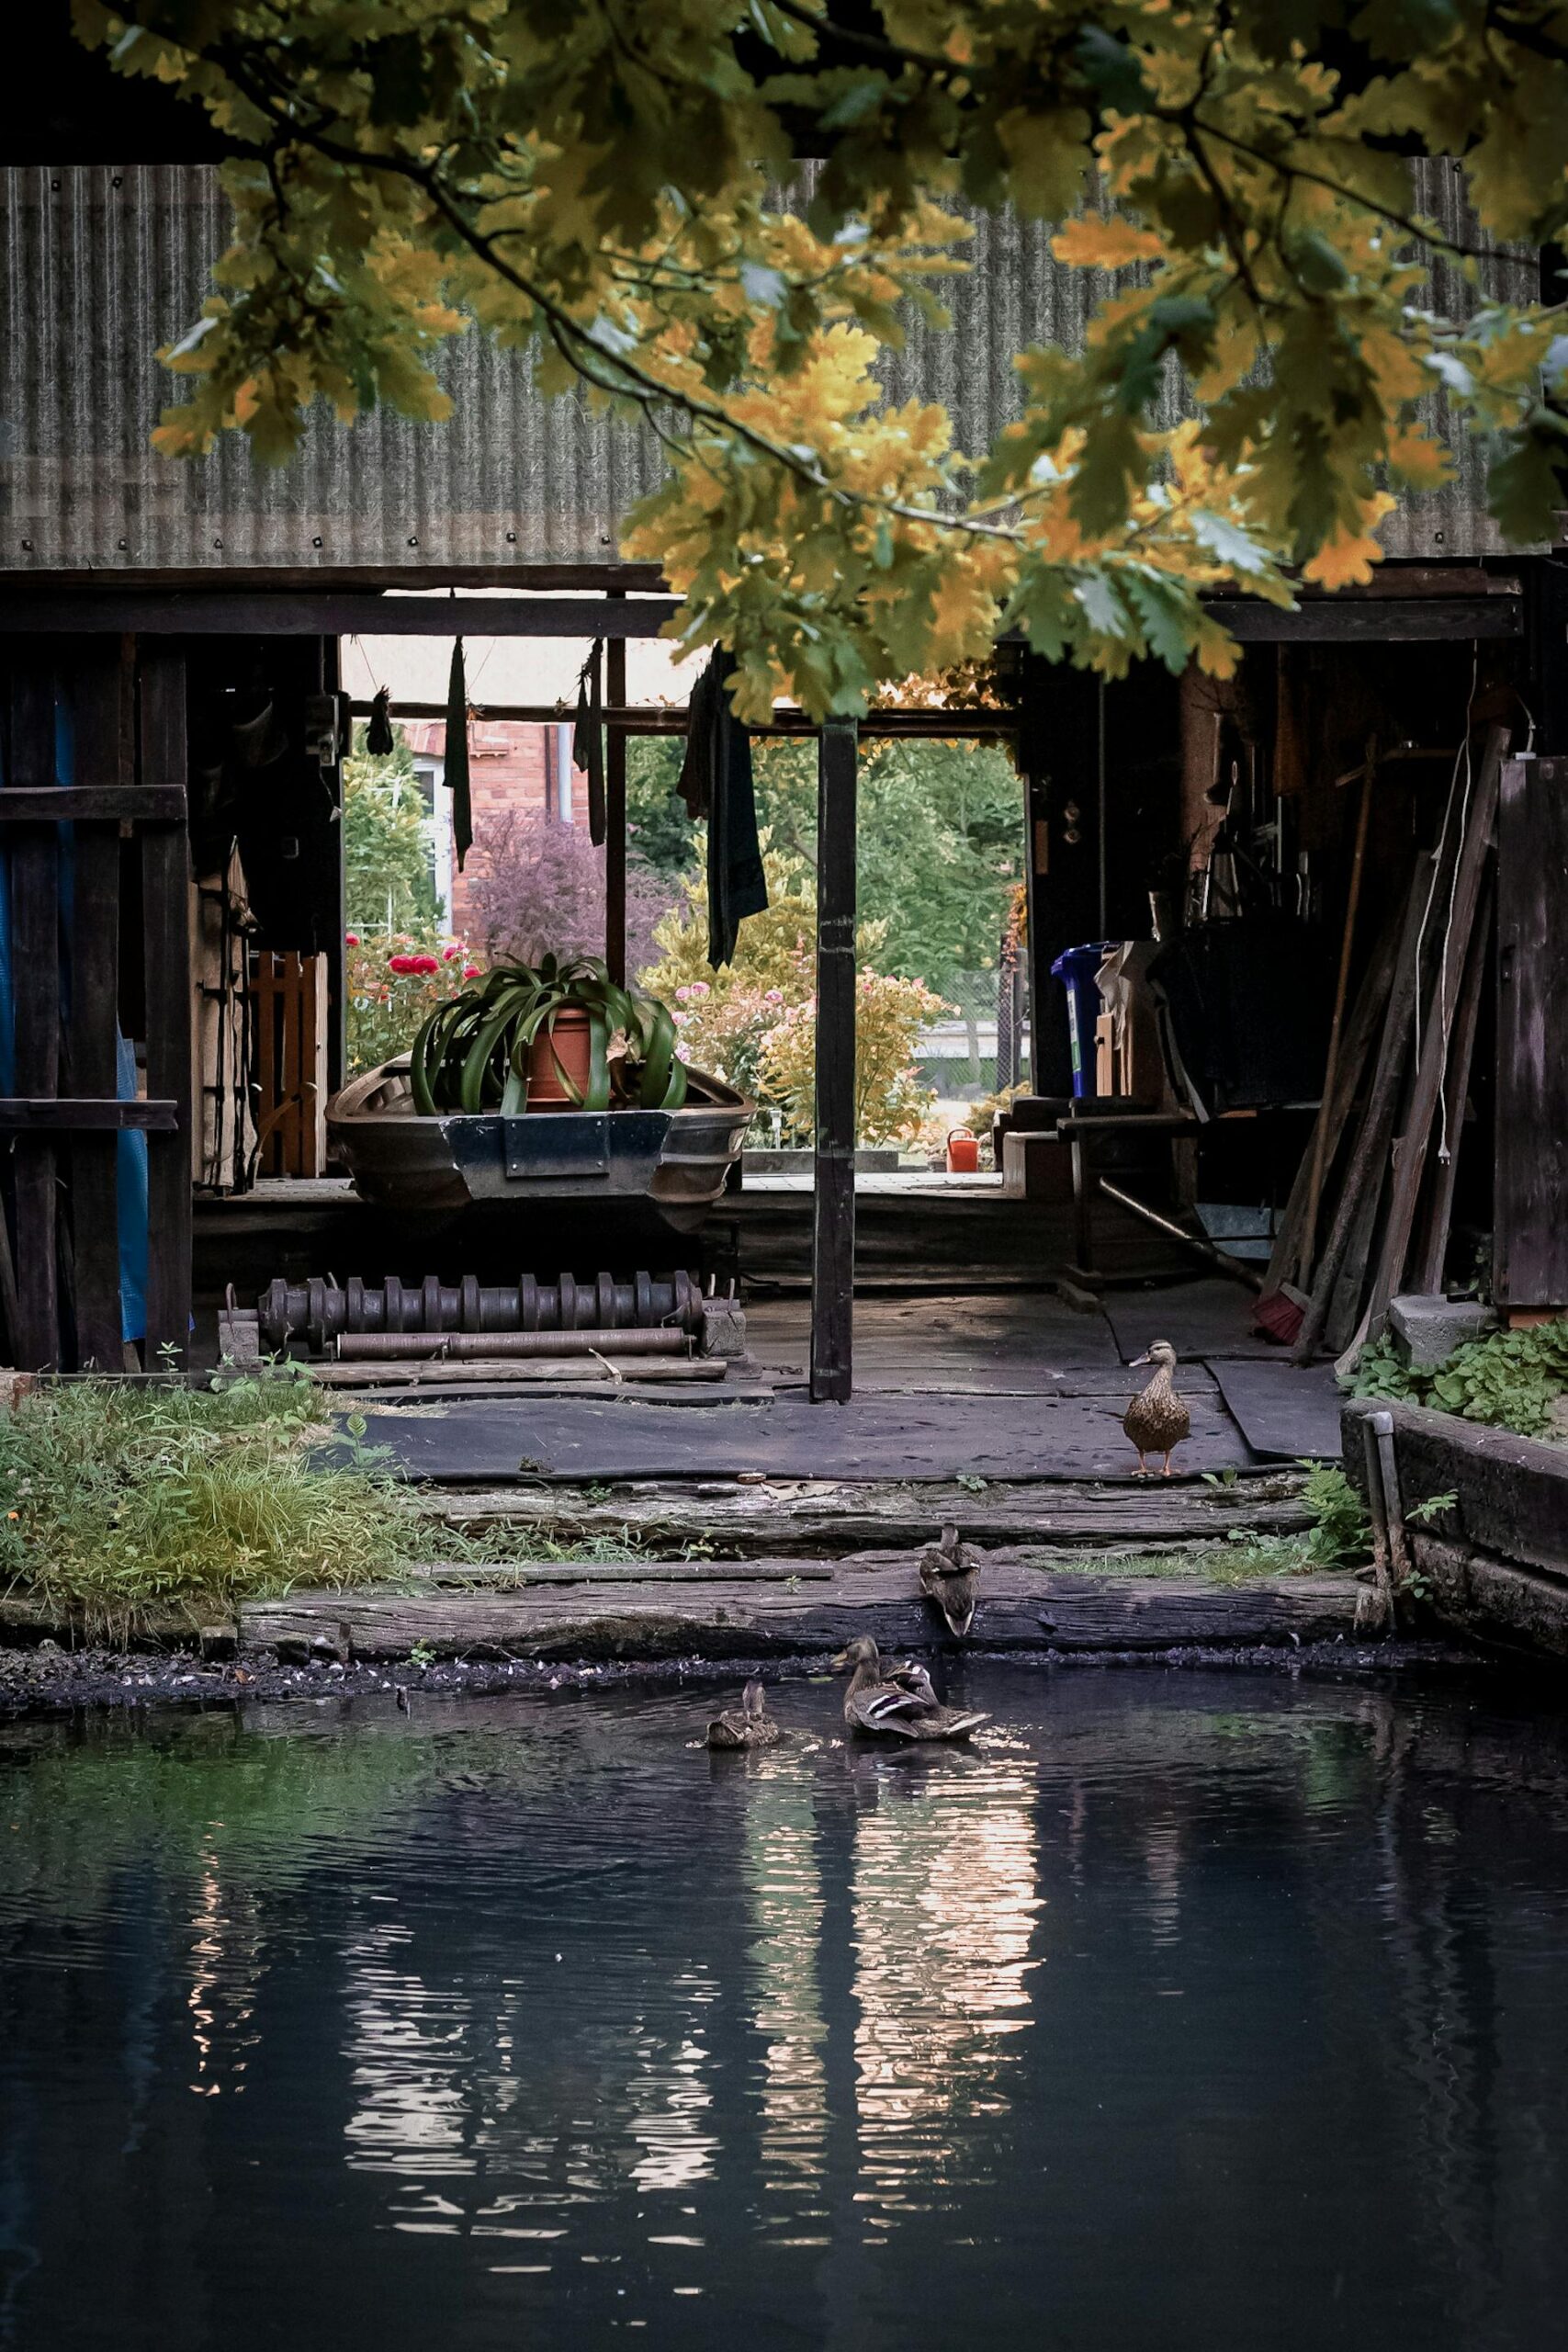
(342, 724), (1026, 1152)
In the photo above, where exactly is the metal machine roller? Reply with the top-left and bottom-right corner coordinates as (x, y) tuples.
(257, 1270), (704, 1358)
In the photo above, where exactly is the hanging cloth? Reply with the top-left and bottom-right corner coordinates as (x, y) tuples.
(366, 684), (395, 756)
(679, 648), (767, 967)
(573, 639), (607, 845)
(446, 639), (472, 872)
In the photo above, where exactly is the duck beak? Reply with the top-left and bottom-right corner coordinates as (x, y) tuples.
(1130, 1352), (1151, 1367)
(830, 1648), (852, 1672)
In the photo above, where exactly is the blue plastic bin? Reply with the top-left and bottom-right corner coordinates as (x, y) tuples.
(1049, 942), (1115, 1098)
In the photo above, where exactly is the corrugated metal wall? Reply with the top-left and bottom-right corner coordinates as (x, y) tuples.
(0, 161), (1530, 576)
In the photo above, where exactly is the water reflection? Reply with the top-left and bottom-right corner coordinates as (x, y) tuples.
(847, 1752), (1040, 2217)
(4, 1669), (1568, 2352)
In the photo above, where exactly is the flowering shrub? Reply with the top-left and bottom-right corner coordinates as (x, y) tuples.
(642, 854), (944, 1146)
(758, 969), (949, 1146)
(467, 809), (675, 979)
(345, 930), (481, 1074)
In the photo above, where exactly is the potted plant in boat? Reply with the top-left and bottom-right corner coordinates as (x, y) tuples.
(408, 954), (690, 1115)
(326, 955), (750, 1227)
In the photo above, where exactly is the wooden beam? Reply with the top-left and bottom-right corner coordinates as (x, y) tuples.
(0, 784), (187, 821)
(811, 720), (858, 1402)
(0, 1098), (178, 1130)
(351, 699), (1021, 738)
(138, 648), (194, 1365)
(65, 639), (130, 1372)
(0, 593), (680, 639)
(1203, 594), (1520, 642)
(6, 663), (61, 1369)
(604, 605), (627, 984)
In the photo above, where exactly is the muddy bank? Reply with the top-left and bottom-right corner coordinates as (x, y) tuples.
(0, 1634), (1485, 1719)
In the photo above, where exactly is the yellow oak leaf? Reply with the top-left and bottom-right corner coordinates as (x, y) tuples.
(1052, 217), (1165, 271)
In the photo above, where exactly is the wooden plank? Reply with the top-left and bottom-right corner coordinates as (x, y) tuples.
(1495, 753), (1568, 1305)
(424, 1476), (1312, 1555)
(1295, 862), (1437, 1360)
(604, 618), (627, 984)
(6, 662), (61, 1369)
(65, 641), (130, 1371)
(1411, 876), (1492, 1296)
(811, 720), (858, 1401)
(0, 594), (681, 639)
(0, 785), (186, 822)
(238, 1566), (1359, 1661)
(1343, 1396), (1568, 1580)
(1366, 725), (1506, 1331)
(0, 1097), (177, 1130)
(253, 954), (278, 1177)
(1203, 596), (1521, 642)
(138, 648), (193, 1364)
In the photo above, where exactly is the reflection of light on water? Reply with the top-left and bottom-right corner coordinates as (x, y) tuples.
(739, 1777), (829, 2207)
(850, 1763), (1041, 2215)
(185, 1850), (261, 2097)
(628, 1972), (719, 2190)
(342, 1920), (478, 2176)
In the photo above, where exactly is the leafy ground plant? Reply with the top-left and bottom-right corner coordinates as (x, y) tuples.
(0, 1375), (637, 1641)
(1350, 1318), (1568, 1440)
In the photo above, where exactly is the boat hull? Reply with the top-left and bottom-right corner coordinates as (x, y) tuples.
(326, 1062), (752, 1233)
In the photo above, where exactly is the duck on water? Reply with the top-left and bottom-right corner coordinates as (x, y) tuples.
(832, 1636), (987, 1742)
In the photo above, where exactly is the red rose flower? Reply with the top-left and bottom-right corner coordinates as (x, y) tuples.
(344, 931), (360, 946)
(387, 953), (420, 974)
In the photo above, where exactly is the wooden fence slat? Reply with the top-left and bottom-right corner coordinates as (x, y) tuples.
(67, 641), (129, 1371)
(6, 662), (61, 1368)
(138, 649), (192, 1363)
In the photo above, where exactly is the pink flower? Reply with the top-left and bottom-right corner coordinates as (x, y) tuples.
(675, 986), (692, 1001)
(463, 964), (481, 978)
(387, 954), (420, 974)
(344, 931), (360, 946)
(690, 980), (710, 998)
(411, 954), (441, 975)
(764, 988), (784, 1004)
(443, 945), (462, 962)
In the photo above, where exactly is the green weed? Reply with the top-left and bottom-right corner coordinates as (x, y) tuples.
(0, 1374), (634, 1640)
(1349, 1318), (1568, 1441)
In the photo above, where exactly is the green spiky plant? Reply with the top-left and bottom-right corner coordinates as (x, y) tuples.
(408, 954), (689, 1117)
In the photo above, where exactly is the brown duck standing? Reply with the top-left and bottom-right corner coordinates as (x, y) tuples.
(831, 1635), (987, 1741)
(706, 1678), (784, 1749)
(1123, 1340), (1190, 1477)
(919, 1523), (980, 1637)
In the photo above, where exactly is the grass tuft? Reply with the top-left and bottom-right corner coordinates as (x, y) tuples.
(0, 1373), (637, 1641)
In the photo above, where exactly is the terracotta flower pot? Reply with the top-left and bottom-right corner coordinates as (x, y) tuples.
(525, 1004), (594, 1107)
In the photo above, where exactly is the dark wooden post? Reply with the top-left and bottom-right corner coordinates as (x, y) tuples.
(138, 647), (193, 1365)
(605, 595), (626, 984)
(68, 638), (132, 1370)
(811, 720), (858, 1402)
(6, 661), (62, 1368)
(1495, 752), (1568, 1310)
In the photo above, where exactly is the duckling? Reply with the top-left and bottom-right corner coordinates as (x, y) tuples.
(918, 1522), (980, 1637)
(1123, 1340), (1190, 1477)
(705, 1678), (783, 1750)
(830, 1635), (987, 1742)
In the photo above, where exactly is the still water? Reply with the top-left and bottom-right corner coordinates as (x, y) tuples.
(3, 1665), (1567, 2352)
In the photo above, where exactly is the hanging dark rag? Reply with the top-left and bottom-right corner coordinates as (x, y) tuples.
(446, 639), (472, 872)
(366, 685), (395, 756)
(573, 639), (607, 846)
(679, 648), (767, 967)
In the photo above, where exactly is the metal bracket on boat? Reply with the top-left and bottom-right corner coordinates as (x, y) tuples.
(502, 1114), (611, 1182)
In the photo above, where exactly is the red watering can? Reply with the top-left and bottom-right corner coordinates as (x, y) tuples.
(945, 1127), (979, 1173)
